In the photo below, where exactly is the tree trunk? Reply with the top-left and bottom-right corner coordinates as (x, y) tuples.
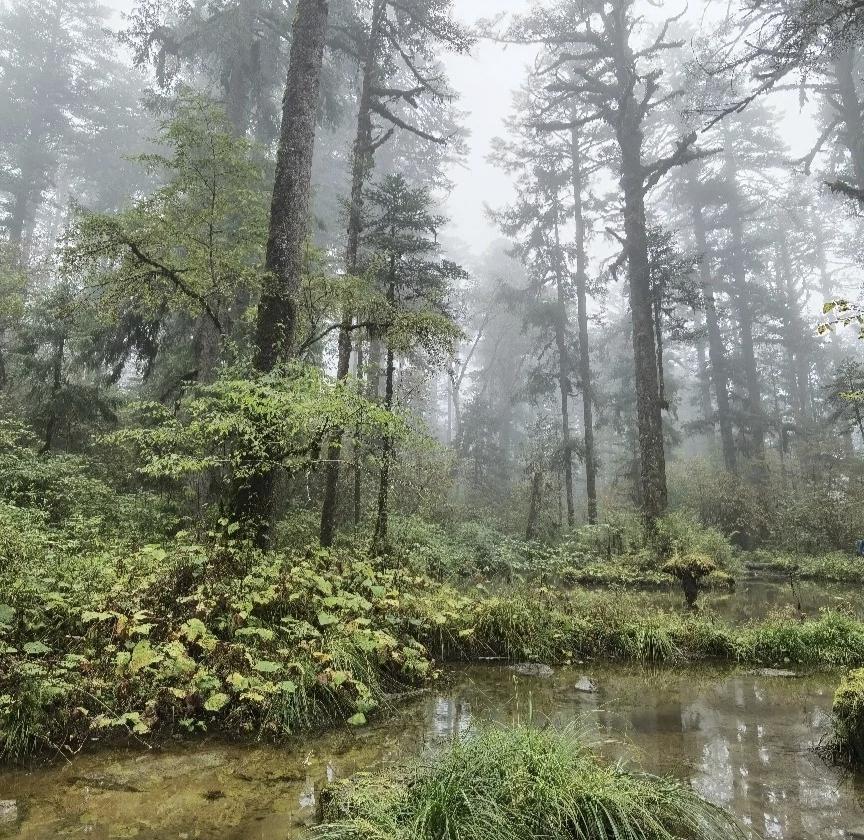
(372, 346), (395, 553)
(551, 200), (575, 528)
(695, 323), (715, 434)
(234, 0), (329, 545)
(40, 334), (64, 454)
(723, 140), (765, 458)
(618, 125), (667, 524)
(254, 0), (329, 372)
(689, 178), (737, 471)
(319, 0), (387, 546)
(525, 468), (543, 540)
(319, 320), (353, 546)
(372, 261), (397, 554)
(353, 339), (364, 527)
(776, 226), (811, 424)
(569, 124), (598, 524)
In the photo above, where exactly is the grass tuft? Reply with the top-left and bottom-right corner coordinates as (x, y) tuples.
(312, 724), (749, 840)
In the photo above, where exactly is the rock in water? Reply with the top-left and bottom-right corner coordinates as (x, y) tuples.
(751, 668), (798, 678)
(0, 801), (17, 824)
(509, 663), (554, 677)
(574, 676), (598, 693)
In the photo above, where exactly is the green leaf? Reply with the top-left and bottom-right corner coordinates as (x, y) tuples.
(23, 641), (51, 655)
(204, 692), (230, 712)
(317, 611), (338, 627)
(347, 712), (367, 727)
(0, 604), (15, 625)
(252, 659), (282, 673)
(130, 640), (163, 673)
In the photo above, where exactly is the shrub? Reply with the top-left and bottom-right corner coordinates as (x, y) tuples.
(0, 534), (439, 762)
(669, 457), (864, 554)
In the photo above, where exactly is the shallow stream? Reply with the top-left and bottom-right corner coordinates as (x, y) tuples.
(1, 663), (862, 839)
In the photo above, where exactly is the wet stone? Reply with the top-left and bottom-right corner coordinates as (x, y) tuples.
(750, 668), (799, 678)
(509, 663), (554, 677)
(574, 677), (598, 693)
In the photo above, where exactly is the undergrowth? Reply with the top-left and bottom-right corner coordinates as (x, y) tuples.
(4, 503), (864, 765)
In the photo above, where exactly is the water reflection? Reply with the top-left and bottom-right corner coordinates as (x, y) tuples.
(1, 665), (863, 839)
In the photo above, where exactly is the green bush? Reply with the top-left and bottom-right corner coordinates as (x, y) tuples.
(669, 458), (864, 554)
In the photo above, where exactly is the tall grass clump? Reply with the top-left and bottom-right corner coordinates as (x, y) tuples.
(312, 724), (749, 840)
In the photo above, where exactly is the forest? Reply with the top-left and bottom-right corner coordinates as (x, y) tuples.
(2, 0), (864, 836)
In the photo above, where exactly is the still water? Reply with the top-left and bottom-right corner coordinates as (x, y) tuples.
(1, 663), (862, 839)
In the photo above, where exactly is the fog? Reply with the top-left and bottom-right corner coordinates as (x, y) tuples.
(2, 0), (864, 539)
(6, 2), (864, 824)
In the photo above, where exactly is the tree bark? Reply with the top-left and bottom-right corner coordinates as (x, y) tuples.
(688, 177), (737, 471)
(234, 0), (329, 544)
(569, 125), (598, 524)
(254, 0), (329, 372)
(319, 318), (352, 547)
(353, 339), (364, 527)
(618, 124), (668, 524)
(372, 260), (397, 554)
(372, 345), (395, 553)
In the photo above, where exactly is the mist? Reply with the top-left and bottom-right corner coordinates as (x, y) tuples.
(3, 0), (864, 835)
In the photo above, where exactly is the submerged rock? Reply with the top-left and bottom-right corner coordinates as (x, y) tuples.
(509, 663), (554, 677)
(751, 668), (798, 678)
(573, 677), (598, 693)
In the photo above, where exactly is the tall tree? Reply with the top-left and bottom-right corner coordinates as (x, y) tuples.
(491, 82), (582, 527)
(683, 167), (738, 471)
(235, 0), (330, 541)
(359, 175), (461, 552)
(504, 0), (715, 524)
